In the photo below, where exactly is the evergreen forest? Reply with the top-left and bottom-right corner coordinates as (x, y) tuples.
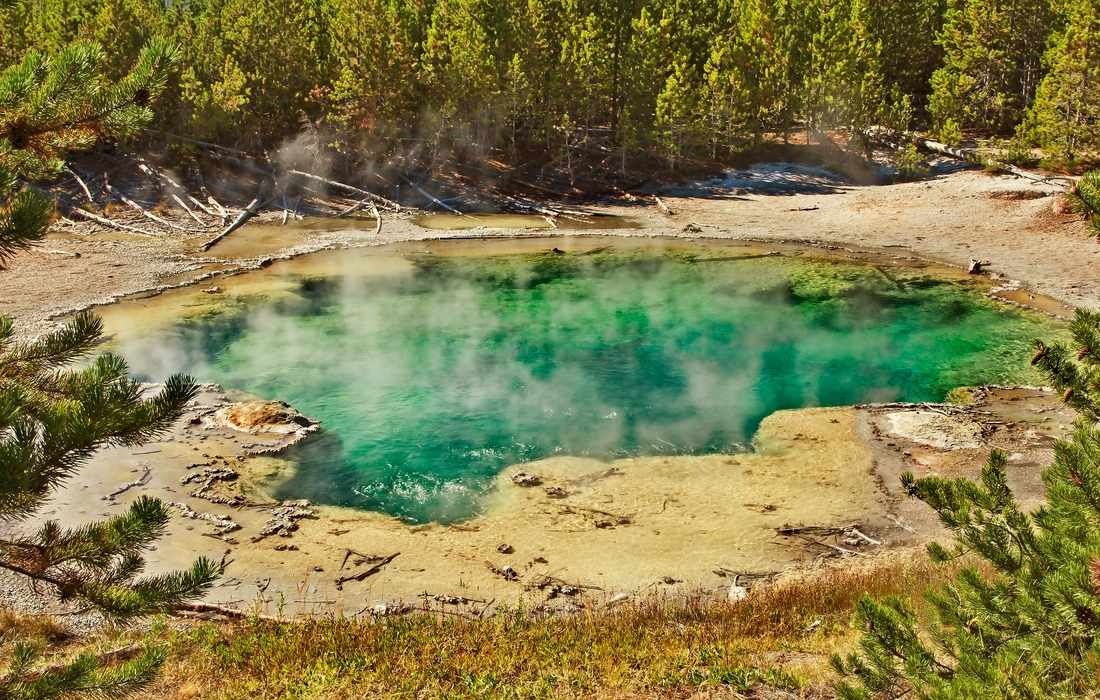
(2, 0), (1097, 168)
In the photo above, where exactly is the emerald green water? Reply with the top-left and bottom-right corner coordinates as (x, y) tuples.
(117, 246), (1066, 523)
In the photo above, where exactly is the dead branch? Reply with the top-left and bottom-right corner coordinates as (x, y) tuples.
(105, 184), (187, 231)
(66, 167), (94, 203)
(485, 560), (519, 581)
(27, 246), (80, 258)
(65, 206), (157, 237)
(162, 132), (251, 156)
(170, 193), (207, 227)
(371, 202), (381, 235)
(653, 196), (673, 216)
(194, 168), (229, 221)
(336, 195), (372, 218)
(398, 172), (463, 214)
(138, 162), (220, 221)
(334, 552), (399, 590)
(200, 179), (273, 252)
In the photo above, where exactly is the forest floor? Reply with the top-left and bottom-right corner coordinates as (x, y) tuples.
(0, 152), (1093, 698)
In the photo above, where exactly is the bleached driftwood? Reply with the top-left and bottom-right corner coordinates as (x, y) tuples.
(106, 184), (188, 231)
(66, 206), (157, 237)
(200, 179), (275, 251)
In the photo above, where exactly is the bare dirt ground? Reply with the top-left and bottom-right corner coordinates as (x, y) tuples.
(4, 163), (1092, 339)
(0, 162), (1092, 618)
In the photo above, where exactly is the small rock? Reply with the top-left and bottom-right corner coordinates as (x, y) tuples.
(202, 286), (222, 294)
(313, 566), (324, 572)
(511, 472), (542, 487)
(660, 576), (681, 585)
(273, 544), (299, 551)
(533, 556), (548, 564)
(497, 543), (514, 554)
(544, 486), (568, 499)
(594, 519), (613, 529)
(560, 585), (578, 596)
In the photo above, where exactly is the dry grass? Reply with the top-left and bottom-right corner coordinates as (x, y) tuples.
(123, 551), (959, 699)
(0, 552), (963, 698)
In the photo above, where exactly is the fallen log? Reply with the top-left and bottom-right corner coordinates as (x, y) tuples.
(922, 140), (1076, 185)
(206, 151), (399, 211)
(162, 131), (251, 156)
(105, 184), (187, 231)
(172, 193), (208, 227)
(336, 195), (373, 218)
(199, 179), (273, 252)
(654, 196), (673, 216)
(174, 601), (286, 622)
(28, 246), (80, 258)
(65, 206), (157, 237)
(334, 552), (399, 590)
(194, 168), (229, 221)
(138, 162), (220, 220)
(398, 172), (463, 214)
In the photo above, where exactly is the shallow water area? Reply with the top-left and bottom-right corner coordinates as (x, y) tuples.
(96, 236), (1068, 527)
(411, 213), (640, 230)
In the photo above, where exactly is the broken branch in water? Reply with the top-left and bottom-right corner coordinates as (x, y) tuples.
(200, 178), (274, 252)
(397, 172), (464, 215)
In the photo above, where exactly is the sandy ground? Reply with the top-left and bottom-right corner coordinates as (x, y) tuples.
(0, 163), (1092, 617)
(4, 165), (1091, 338)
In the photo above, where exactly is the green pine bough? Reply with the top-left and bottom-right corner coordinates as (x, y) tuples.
(834, 308), (1100, 699)
(1067, 171), (1100, 239)
(0, 1), (216, 693)
(0, 312), (221, 698)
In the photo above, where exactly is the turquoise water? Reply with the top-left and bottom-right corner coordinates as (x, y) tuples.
(118, 247), (1066, 523)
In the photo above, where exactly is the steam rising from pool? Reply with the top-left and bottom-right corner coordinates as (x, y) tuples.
(115, 247), (1064, 523)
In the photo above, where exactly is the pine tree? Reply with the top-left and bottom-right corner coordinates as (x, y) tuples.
(0, 37), (178, 178)
(928, 0), (1056, 136)
(1065, 171), (1100, 238)
(834, 308), (1100, 698)
(1026, 0), (1100, 164)
(0, 8), (176, 261)
(0, 7), (220, 694)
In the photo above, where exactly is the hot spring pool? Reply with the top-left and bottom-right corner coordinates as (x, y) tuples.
(102, 238), (1067, 523)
